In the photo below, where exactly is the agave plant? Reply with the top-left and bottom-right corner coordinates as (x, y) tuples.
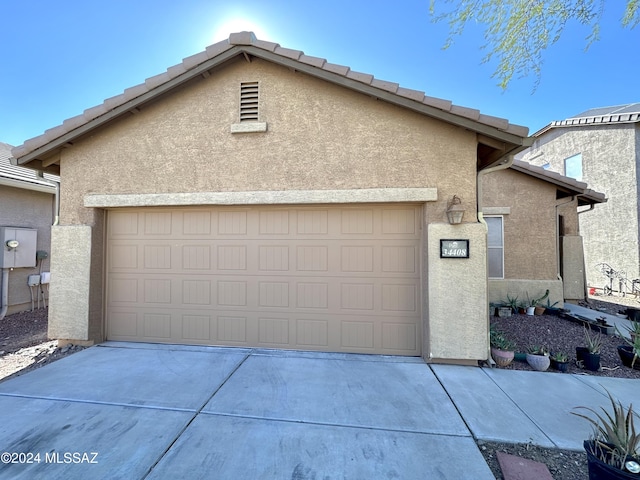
(572, 390), (640, 470)
(584, 325), (603, 354)
(551, 351), (569, 363)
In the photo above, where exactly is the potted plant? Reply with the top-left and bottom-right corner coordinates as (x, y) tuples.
(621, 320), (640, 344)
(583, 325), (602, 372)
(526, 345), (550, 371)
(525, 290), (549, 316)
(505, 294), (519, 315)
(550, 351), (570, 372)
(616, 326), (640, 370)
(490, 326), (516, 367)
(572, 390), (640, 479)
(493, 301), (512, 318)
(543, 298), (561, 316)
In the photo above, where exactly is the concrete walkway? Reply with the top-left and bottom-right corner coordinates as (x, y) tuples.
(563, 302), (636, 340)
(0, 342), (637, 479)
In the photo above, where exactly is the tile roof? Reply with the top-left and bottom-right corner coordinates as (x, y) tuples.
(535, 102), (640, 136)
(510, 159), (606, 205)
(0, 141), (58, 192)
(11, 32), (530, 167)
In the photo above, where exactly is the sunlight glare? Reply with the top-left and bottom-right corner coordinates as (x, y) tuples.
(211, 17), (270, 43)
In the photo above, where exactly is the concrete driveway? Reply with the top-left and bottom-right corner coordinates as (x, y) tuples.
(0, 342), (494, 479)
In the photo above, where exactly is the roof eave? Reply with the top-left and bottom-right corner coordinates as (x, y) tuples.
(243, 47), (529, 147)
(0, 176), (56, 194)
(13, 41), (530, 167)
(510, 160), (606, 205)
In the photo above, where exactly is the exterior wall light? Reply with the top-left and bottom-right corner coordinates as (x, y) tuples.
(446, 195), (465, 225)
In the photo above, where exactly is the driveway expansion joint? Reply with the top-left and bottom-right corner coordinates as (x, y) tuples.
(199, 410), (475, 438)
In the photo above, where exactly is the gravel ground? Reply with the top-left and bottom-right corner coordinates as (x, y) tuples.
(1, 295), (639, 479)
(482, 294), (640, 479)
(0, 308), (86, 383)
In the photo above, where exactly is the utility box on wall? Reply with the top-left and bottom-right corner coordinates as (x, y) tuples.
(0, 227), (38, 268)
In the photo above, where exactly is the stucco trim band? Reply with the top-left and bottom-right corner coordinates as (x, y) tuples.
(482, 206), (511, 215)
(84, 188), (438, 208)
(230, 122), (268, 133)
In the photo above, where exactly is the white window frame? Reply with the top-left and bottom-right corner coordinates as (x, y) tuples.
(486, 215), (504, 279)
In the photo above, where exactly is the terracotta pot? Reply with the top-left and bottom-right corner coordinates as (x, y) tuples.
(534, 306), (546, 315)
(491, 347), (515, 367)
(526, 353), (550, 371)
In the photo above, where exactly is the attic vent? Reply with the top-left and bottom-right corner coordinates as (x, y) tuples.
(240, 82), (259, 121)
(231, 82), (267, 133)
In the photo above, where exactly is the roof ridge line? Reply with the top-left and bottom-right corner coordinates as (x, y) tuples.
(12, 31), (529, 162)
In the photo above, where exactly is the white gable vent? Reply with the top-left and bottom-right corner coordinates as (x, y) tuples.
(231, 81), (267, 133)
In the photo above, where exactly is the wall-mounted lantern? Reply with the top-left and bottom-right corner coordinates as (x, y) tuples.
(446, 195), (465, 225)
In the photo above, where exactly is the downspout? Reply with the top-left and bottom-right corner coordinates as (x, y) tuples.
(0, 268), (8, 320)
(37, 171), (60, 226)
(477, 153), (515, 366)
(555, 195), (577, 284)
(576, 198), (596, 301)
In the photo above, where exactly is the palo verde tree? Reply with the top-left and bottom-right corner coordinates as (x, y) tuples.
(429, 0), (639, 89)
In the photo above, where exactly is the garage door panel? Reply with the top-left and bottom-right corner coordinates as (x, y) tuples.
(107, 205), (422, 355)
(217, 315), (248, 344)
(182, 211), (212, 235)
(296, 283), (329, 309)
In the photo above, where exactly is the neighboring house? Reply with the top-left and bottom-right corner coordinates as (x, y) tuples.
(517, 103), (640, 294)
(10, 32), (539, 364)
(481, 160), (605, 307)
(0, 141), (58, 316)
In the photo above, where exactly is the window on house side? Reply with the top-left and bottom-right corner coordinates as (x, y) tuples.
(564, 153), (583, 181)
(486, 216), (504, 279)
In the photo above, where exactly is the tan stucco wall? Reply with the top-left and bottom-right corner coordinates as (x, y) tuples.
(488, 279), (564, 310)
(52, 58), (482, 349)
(0, 185), (54, 314)
(482, 169), (559, 281)
(519, 124), (638, 288)
(427, 222), (488, 362)
(59, 59), (477, 225)
(48, 225), (91, 340)
(562, 235), (586, 301)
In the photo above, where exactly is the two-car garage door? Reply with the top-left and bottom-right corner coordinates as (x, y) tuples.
(106, 204), (422, 355)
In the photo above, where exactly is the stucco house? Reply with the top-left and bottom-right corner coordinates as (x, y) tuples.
(482, 160), (605, 306)
(9, 32), (542, 363)
(517, 103), (640, 295)
(1, 141), (58, 317)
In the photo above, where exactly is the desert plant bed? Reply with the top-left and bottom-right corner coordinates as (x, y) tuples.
(490, 312), (640, 379)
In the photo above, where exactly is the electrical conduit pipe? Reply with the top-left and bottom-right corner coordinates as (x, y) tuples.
(0, 268), (9, 320)
(477, 154), (515, 366)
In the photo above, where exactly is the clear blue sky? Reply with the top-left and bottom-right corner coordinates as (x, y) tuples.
(1, 0), (638, 147)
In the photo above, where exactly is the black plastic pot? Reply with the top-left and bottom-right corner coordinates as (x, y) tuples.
(584, 440), (639, 480)
(584, 352), (601, 371)
(551, 359), (569, 372)
(576, 346), (589, 362)
(626, 308), (640, 322)
(617, 346), (640, 370)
